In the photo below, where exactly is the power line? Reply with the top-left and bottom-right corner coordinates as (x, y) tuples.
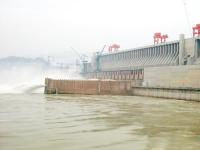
(182, 0), (192, 36)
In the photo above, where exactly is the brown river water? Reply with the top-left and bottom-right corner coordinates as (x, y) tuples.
(0, 94), (200, 150)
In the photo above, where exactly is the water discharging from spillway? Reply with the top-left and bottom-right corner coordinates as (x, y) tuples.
(0, 64), (82, 94)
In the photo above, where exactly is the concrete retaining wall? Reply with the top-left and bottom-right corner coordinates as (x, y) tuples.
(45, 78), (142, 95)
(132, 87), (200, 101)
(144, 65), (200, 88)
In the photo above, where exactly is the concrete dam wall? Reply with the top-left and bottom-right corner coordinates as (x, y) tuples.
(143, 65), (200, 88)
(132, 65), (200, 101)
(132, 87), (200, 102)
(82, 36), (200, 80)
(99, 41), (179, 71)
(45, 65), (200, 101)
(45, 36), (200, 101)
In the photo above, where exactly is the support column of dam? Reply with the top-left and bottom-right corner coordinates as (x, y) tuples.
(179, 34), (185, 65)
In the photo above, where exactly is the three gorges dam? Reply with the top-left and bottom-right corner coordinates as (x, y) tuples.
(45, 24), (200, 101)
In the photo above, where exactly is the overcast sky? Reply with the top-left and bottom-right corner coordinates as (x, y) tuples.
(0, 0), (199, 62)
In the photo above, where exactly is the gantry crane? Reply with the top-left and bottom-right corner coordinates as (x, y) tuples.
(96, 45), (106, 72)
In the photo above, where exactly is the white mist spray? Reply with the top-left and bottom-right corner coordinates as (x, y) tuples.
(0, 61), (82, 94)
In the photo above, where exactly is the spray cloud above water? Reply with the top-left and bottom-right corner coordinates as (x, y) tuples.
(0, 56), (82, 94)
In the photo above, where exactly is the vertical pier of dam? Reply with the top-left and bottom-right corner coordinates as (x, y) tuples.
(179, 34), (185, 65)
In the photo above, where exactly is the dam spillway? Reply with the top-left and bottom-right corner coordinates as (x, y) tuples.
(45, 34), (200, 101)
(82, 35), (200, 80)
(100, 41), (179, 71)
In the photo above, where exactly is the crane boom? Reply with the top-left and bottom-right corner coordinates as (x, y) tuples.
(99, 45), (106, 55)
(70, 46), (88, 62)
(96, 45), (106, 72)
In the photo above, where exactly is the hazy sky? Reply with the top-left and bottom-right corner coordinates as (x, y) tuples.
(0, 0), (199, 61)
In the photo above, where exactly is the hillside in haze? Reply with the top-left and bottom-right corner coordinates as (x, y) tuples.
(0, 56), (49, 68)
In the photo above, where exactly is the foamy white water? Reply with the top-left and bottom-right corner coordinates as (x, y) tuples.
(0, 64), (82, 94)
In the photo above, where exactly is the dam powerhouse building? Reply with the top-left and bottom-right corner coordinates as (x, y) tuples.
(45, 25), (200, 101)
(81, 33), (200, 82)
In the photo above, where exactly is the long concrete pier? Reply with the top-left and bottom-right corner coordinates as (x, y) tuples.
(44, 78), (200, 101)
(44, 76), (200, 102)
(132, 86), (200, 102)
(44, 78), (142, 95)
(45, 63), (200, 101)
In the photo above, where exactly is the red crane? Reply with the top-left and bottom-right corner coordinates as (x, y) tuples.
(154, 32), (162, 44)
(193, 24), (200, 37)
(108, 44), (120, 53)
(154, 32), (168, 44)
(161, 34), (168, 43)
